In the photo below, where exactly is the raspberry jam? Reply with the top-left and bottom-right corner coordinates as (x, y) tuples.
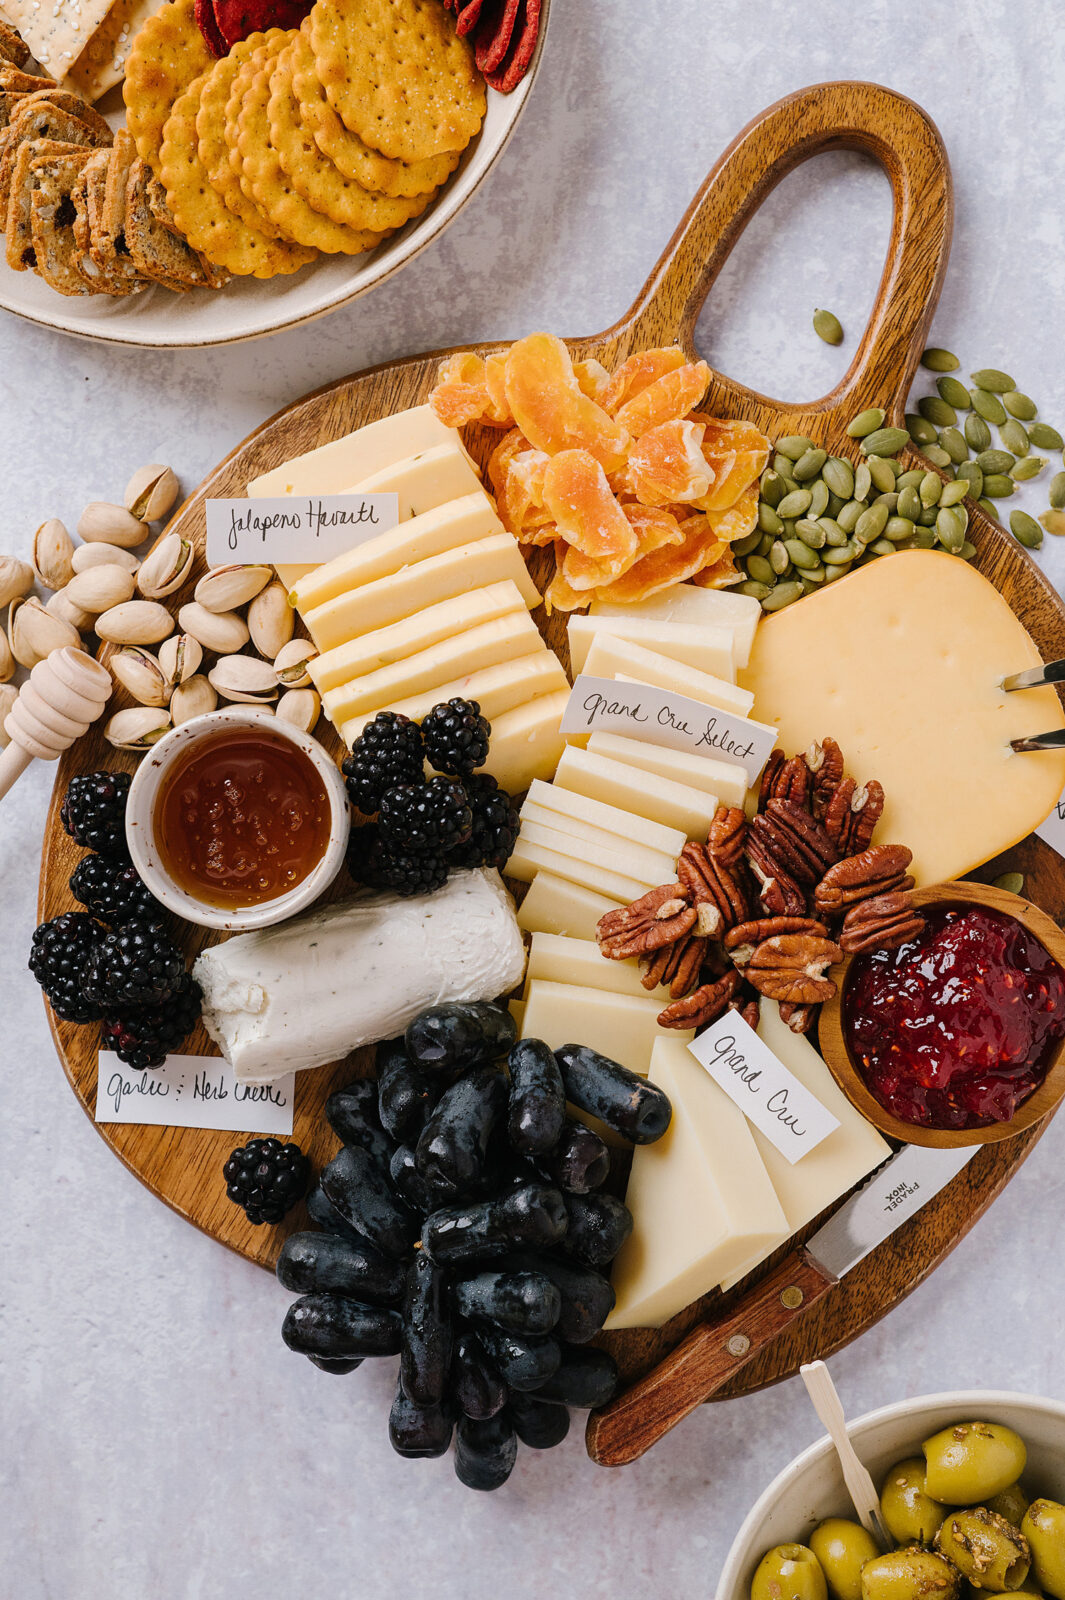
(844, 905), (1065, 1130)
(155, 725), (331, 909)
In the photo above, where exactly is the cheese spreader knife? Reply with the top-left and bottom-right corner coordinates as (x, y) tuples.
(585, 1143), (977, 1467)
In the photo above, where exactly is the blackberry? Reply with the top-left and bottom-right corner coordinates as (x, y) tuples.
(84, 922), (186, 1010)
(60, 771), (131, 855)
(70, 852), (160, 926)
(342, 713), (424, 815)
(380, 776), (472, 857)
(347, 823), (450, 899)
(422, 697), (491, 776)
(449, 775), (520, 872)
(102, 974), (202, 1070)
(28, 912), (104, 1023)
(223, 1138), (310, 1225)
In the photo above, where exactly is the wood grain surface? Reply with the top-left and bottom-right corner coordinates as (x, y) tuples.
(36, 83), (1065, 1453)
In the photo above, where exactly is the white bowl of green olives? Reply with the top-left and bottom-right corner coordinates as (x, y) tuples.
(717, 1394), (1065, 1600)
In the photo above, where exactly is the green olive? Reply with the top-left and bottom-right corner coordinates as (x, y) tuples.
(935, 1508), (1031, 1592)
(1021, 1501), (1065, 1600)
(861, 1547), (962, 1600)
(881, 1458), (949, 1544)
(752, 1545), (830, 1600)
(989, 1488), (1032, 1529)
(810, 1519), (881, 1600)
(923, 1424), (1028, 1505)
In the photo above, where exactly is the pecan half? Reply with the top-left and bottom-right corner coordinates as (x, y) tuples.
(708, 804), (746, 869)
(745, 832), (808, 917)
(641, 934), (707, 998)
(840, 891), (926, 955)
(745, 932), (843, 1004)
(806, 737), (845, 820)
(779, 1000), (818, 1035)
(729, 996), (761, 1030)
(824, 777), (885, 854)
(658, 969), (740, 1029)
(759, 751), (810, 811)
(725, 916), (830, 967)
(597, 882), (695, 960)
(749, 799), (838, 887)
(813, 844), (915, 916)
(678, 840), (748, 933)
(758, 750), (784, 811)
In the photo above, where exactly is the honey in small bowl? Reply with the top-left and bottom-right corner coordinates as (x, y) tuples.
(154, 722), (333, 910)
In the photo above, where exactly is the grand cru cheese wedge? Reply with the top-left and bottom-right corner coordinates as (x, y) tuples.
(569, 612), (737, 682)
(310, 582), (527, 693)
(481, 692), (568, 794)
(192, 868), (525, 1084)
(606, 1039), (789, 1329)
(341, 652), (567, 747)
(322, 612), (543, 723)
(586, 732), (749, 810)
(523, 779), (687, 858)
(741, 549), (1065, 884)
(524, 933), (666, 1001)
(582, 633), (754, 718)
(515, 819), (674, 890)
(519, 980), (691, 1079)
(553, 746), (720, 838)
(516, 874), (622, 939)
(592, 584), (761, 667)
(719, 1000), (891, 1292)
(507, 839), (653, 903)
(343, 441), (484, 520)
(304, 534), (541, 650)
(291, 492), (503, 613)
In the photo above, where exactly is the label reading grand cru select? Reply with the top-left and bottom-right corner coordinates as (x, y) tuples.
(688, 1012), (840, 1164)
(205, 493), (400, 566)
(95, 1051), (295, 1136)
(560, 673), (778, 784)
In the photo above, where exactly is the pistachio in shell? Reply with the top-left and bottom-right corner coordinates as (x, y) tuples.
(110, 646), (172, 708)
(95, 599), (175, 646)
(0, 554), (35, 610)
(124, 464), (179, 523)
(71, 542), (141, 576)
(0, 681), (16, 744)
(177, 603), (250, 654)
(66, 563), (137, 615)
(32, 518), (75, 591)
(247, 580), (293, 659)
(0, 626), (13, 684)
(275, 687), (320, 733)
(137, 532), (194, 599)
(207, 654), (279, 704)
(273, 638), (318, 689)
(157, 632), (203, 689)
(77, 502), (150, 549)
(194, 564), (273, 614)
(104, 706), (171, 751)
(171, 675), (217, 725)
(46, 588), (94, 632)
(9, 595), (81, 668)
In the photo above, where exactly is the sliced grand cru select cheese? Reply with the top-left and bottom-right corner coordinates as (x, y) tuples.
(569, 612), (738, 682)
(304, 534), (541, 650)
(606, 1039), (789, 1330)
(523, 779), (687, 858)
(553, 746), (720, 838)
(310, 581), (527, 693)
(341, 652), (567, 747)
(291, 492), (503, 613)
(507, 839), (654, 904)
(524, 932), (666, 1001)
(345, 441), (484, 519)
(719, 1000), (891, 1292)
(592, 585), (761, 667)
(586, 732), (749, 811)
(322, 612), (543, 723)
(582, 633), (754, 718)
(514, 819), (675, 891)
(480, 692), (568, 794)
(519, 980), (691, 1079)
(516, 874), (622, 939)
(741, 549), (1065, 884)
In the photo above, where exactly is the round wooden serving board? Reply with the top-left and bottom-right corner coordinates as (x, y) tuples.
(38, 83), (1065, 1431)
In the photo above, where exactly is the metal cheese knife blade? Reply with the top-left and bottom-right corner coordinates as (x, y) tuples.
(585, 1143), (978, 1468)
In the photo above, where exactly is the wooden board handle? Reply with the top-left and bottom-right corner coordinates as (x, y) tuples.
(617, 80), (953, 428)
(585, 1252), (834, 1467)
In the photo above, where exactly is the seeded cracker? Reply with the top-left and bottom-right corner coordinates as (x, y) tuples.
(308, 0), (485, 164)
(0, 19), (32, 67)
(195, 33), (283, 240)
(1, 0), (114, 81)
(68, 0), (165, 103)
(124, 0), (213, 171)
(29, 142), (96, 293)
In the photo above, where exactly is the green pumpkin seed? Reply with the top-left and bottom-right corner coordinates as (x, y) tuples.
(896, 485), (921, 521)
(769, 541), (791, 576)
(885, 516), (915, 542)
(940, 479), (969, 507)
(818, 517), (850, 547)
(868, 457), (897, 494)
(918, 505), (939, 527)
(960, 541), (977, 559)
(936, 376), (971, 410)
(971, 388), (1008, 425)
(813, 308), (843, 345)
(846, 408), (885, 439)
(978, 497), (1001, 521)
(756, 533), (774, 557)
(921, 347), (960, 372)
(920, 471), (943, 507)
(776, 489), (811, 519)
(822, 457), (854, 498)
(746, 555), (776, 585)
(937, 426), (969, 464)
(1011, 456), (1047, 482)
(875, 491), (900, 512)
(807, 479), (830, 518)
(823, 560), (852, 581)
(1040, 510), (1065, 537)
(983, 473), (1016, 498)
(854, 462), (872, 501)
(738, 579), (772, 600)
(855, 503), (890, 544)
(861, 427), (909, 457)
(1049, 471), (1065, 509)
(793, 447), (828, 481)
(1003, 391), (1037, 421)
(918, 395), (957, 427)
(906, 413), (938, 445)
(796, 519), (827, 549)
(869, 538), (898, 557)
(896, 469), (926, 490)
(977, 449), (1016, 474)
(758, 503), (783, 535)
(936, 505), (968, 552)
(1010, 510), (1043, 549)
(823, 541), (859, 565)
(1029, 422), (1064, 451)
(912, 527), (937, 548)
(760, 470), (786, 507)
(776, 435), (817, 461)
(971, 367), (1015, 392)
(825, 490), (846, 518)
(762, 581), (804, 612)
(992, 872), (1025, 896)
(801, 567), (827, 586)
(836, 500), (863, 534)
(773, 452), (796, 477)
(924, 444), (953, 469)
(956, 460), (984, 497)
(964, 412), (992, 452)
(733, 527), (763, 557)
(784, 538), (820, 570)
(1000, 419), (1030, 457)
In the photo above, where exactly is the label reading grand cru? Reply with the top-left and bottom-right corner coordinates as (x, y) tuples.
(560, 673), (778, 784)
(205, 493), (400, 566)
(95, 1051), (295, 1135)
(688, 1012), (840, 1164)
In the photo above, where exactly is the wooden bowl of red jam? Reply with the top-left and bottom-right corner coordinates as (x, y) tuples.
(125, 707), (350, 931)
(819, 882), (1065, 1147)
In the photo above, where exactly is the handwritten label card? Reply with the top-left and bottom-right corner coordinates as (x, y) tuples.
(1035, 786), (1065, 856)
(205, 494), (400, 567)
(560, 673), (778, 784)
(95, 1052), (295, 1136)
(688, 1011), (840, 1164)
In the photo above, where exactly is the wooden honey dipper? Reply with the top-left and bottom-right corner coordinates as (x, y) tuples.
(0, 647), (112, 802)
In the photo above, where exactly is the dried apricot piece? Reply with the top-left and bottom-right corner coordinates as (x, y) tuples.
(500, 448), (553, 537)
(544, 562), (589, 614)
(504, 333), (631, 472)
(691, 543), (741, 589)
(614, 361), (711, 438)
(574, 358), (611, 403)
(483, 353), (516, 425)
(600, 345), (687, 415)
(693, 416), (770, 509)
(562, 543), (628, 593)
(429, 352), (494, 428)
(590, 512), (724, 604)
(703, 483), (759, 542)
(542, 449), (638, 572)
(625, 419), (714, 506)
(488, 427), (531, 496)
(624, 503), (686, 555)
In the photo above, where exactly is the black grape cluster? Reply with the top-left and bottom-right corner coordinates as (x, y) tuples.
(275, 1001), (673, 1490)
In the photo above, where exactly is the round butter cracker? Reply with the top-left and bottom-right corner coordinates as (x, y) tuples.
(124, 0), (214, 172)
(308, 0), (486, 164)
(197, 32), (286, 239)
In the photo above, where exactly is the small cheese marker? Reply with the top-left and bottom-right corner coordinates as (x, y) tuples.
(0, 648), (112, 802)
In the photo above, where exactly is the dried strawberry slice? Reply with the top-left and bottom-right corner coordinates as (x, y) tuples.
(485, 0), (541, 91)
(455, 0), (487, 35)
(211, 0), (312, 48)
(475, 0), (520, 74)
(195, 0), (227, 57)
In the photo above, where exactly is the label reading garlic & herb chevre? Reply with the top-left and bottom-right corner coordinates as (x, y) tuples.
(95, 1052), (295, 1135)
(688, 1011), (840, 1164)
(205, 494), (400, 566)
